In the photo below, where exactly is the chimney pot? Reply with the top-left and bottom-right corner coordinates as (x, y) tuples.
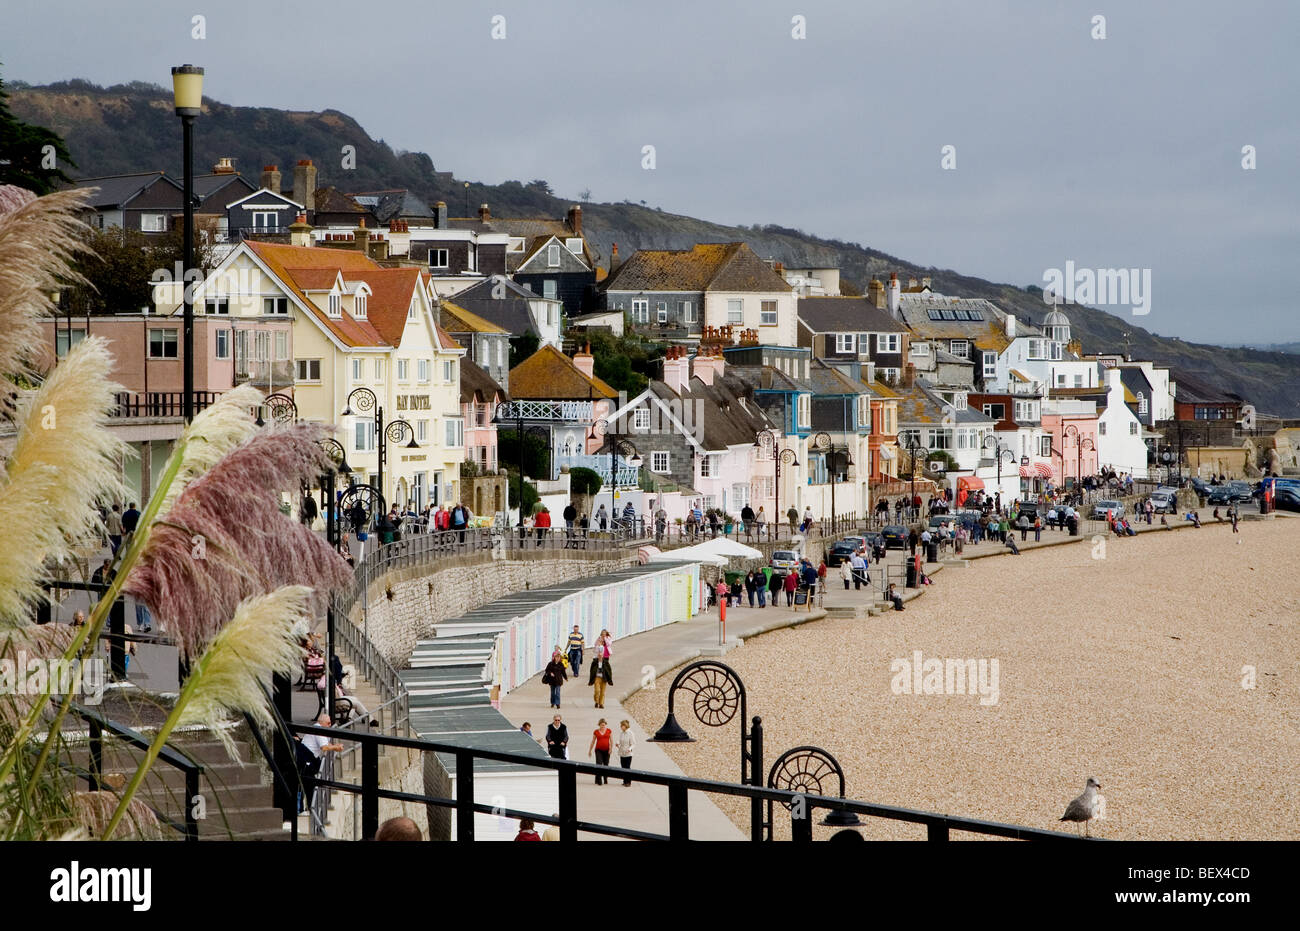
(292, 159), (317, 212)
(567, 204), (582, 235)
(261, 164), (281, 195)
(478, 203), (491, 222)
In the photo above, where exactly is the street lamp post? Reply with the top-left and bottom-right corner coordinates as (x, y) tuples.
(1063, 425), (1095, 490)
(755, 429), (798, 541)
(981, 434), (1016, 506)
(899, 436), (925, 520)
(812, 432), (853, 535)
(589, 418), (642, 535)
(171, 64), (204, 424)
(493, 402), (527, 530)
(341, 386), (418, 506)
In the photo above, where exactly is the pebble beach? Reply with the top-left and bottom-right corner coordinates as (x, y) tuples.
(625, 518), (1300, 840)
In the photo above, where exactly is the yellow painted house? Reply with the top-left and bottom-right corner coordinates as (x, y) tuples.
(164, 239), (466, 510)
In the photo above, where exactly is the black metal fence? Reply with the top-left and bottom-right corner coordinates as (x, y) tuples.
(291, 723), (1088, 842)
(112, 391), (221, 419)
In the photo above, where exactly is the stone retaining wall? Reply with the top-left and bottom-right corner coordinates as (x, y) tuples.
(349, 549), (637, 666)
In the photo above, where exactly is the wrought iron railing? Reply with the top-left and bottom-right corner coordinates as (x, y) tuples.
(112, 391), (221, 419)
(496, 399), (594, 422)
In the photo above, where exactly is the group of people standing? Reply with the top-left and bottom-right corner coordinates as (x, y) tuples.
(543, 626), (614, 709)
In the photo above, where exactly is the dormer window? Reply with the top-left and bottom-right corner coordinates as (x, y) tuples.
(565, 237), (583, 255)
(548, 244), (561, 267)
(355, 293), (367, 318)
(408, 299), (417, 320)
(509, 237), (525, 252)
(328, 293), (341, 317)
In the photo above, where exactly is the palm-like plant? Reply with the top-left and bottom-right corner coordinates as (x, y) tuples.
(0, 185), (353, 840)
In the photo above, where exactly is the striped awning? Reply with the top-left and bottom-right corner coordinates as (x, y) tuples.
(1035, 462), (1053, 478)
(1018, 464), (1036, 478)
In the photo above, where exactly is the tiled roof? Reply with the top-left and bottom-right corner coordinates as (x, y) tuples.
(314, 186), (367, 215)
(508, 345), (617, 400)
(440, 301), (508, 334)
(243, 241), (387, 348)
(363, 266), (425, 347)
(460, 356), (508, 404)
(897, 296), (1021, 352)
(867, 378), (901, 398)
(282, 267), (341, 291)
(602, 242), (792, 294)
(649, 374), (778, 452)
(798, 296), (907, 334)
(808, 359), (870, 396)
(348, 189), (435, 223)
(71, 172), (179, 209)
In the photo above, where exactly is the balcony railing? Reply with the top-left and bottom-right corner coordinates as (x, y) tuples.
(554, 452), (640, 486)
(496, 400), (593, 422)
(112, 391), (220, 419)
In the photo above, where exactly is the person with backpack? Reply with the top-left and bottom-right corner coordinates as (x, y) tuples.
(542, 650), (567, 708)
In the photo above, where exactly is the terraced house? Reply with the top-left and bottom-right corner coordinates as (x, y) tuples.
(166, 239), (466, 510)
(601, 242), (797, 347)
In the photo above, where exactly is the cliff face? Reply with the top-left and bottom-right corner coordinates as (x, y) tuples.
(12, 79), (1299, 415)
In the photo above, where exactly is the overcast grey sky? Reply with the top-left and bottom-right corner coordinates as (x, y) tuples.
(3, 0), (1297, 343)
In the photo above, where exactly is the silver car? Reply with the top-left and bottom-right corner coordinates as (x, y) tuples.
(1091, 499), (1125, 520)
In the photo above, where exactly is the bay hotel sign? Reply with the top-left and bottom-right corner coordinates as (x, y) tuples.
(396, 394), (431, 411)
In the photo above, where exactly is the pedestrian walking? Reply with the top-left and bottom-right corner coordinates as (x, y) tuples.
(786, 506), (799, 533)
(617, 720), (635, 786)
(840, 559), (853, 590)
(589, 649), (612, 708)
(566, 624), (584, 677)
(745, 570), (758, 607)
(1230, 504), (1240, 533)
(105, 504), (124, 556)
(767, 568), (781, 608)
(755, 506), (767, 540)
(1033, 516), (1042, 542)
(596, 503), (608, 532)
(757, 567), (769, 607)
(545, 715), (569, 760)
(783, 570), (797, 607)
(588, 719), (614, 784)
(543, 650), (568, 708)
(300, 492), (318, 527)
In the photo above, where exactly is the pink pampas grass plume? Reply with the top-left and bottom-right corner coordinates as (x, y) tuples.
(123, 422), (353, 658)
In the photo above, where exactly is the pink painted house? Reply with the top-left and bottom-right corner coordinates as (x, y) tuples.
(1042, 400), (1100, 486)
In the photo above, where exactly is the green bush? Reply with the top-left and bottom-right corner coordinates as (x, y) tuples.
(505, 469), (539, 514)
(569, 466), (603, 496)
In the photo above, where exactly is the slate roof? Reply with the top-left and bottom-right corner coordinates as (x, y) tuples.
(798, 296), (907, 334)
(449, 275), (558, 339)
(314, 186), (369, 216)
(646, 373), (778, 452)
(191, 173), (257, 207)
(1170, 370), (1243, 404)
(348, 189), (435, 224)
(602, 242), (792, 294)
(897, 295), (1024, 352)
(508, 345), (617, 400)
(71, 172), (181, 209)
(808, 359), (872, 396)
(895, 378), (995, 426)
(460, 356), (508, 404)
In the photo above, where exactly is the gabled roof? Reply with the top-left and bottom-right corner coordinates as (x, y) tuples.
(450, 275), (556, 339)
(508, 345), (617, 400)
(646, 374), (778, 452)
(191, 173), (257, 207)
(440, 301), (508, 335)
(460, 356), (508, 404)
(895, 378), (994, 426)
(314, 186), (369, 216)
(282, 267), (342, 291)
(363, 266), (426, 347)
(896, 296), (1020, 352)
(602, 242), (793, 294)
(348, 189), (435, 224)
(516, 235), (592, 273)
(242, 241), (387, 348)
(225, 187), (304, 211)
(798, 296), (907, 334)
(808, 359), (871, 397)
(71, 172), (181, 209)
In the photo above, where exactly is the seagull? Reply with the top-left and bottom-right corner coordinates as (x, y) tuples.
(1060, 777), (1102, 837)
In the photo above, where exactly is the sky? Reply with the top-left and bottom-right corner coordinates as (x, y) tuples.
(2, 0), (1297, 344)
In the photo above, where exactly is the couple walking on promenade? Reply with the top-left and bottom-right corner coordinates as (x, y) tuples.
(543, 627), (615, 709)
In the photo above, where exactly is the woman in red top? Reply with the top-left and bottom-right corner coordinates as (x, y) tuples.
(514, 818), (541, 840)
(782, 570), (797, 607)
(534, 507), (551, 546)
(588, 718), (614, 785)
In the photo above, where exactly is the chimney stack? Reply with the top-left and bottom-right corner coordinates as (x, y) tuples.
(662, 345), (690, 394)
(908, 277), (918, 289)
(434, 201), (448, 229)
(212, 156), (236, 175)
(902, 363), (916, 388)
(609, 243), (621, 274)
(1005, 313), (1016, 339)
(692, 348), (725, 386)
(567, 204), (582, 235)
(355, 217), (370, 256)
(887, 271), (901, 315)
(921, 277), (932, 290)
(478, 203), (491, 222)
(289, 212), (312, 248)
(262, 165), (281, 195)
(572, 342), (595, 379)
(866, 276), (885, 310)
(774, 260), (785, 276)
(293, 159), (317, 212)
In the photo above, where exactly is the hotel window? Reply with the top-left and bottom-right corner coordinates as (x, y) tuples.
(879, 367), (899, 383)
(295, 359), (321, 381)
(409, 300), (419, 320)
(797, 394), (811, 428)
(731, 483), (750, 510)
(1056, 373), (1067, 386)
(651, 451), (670, 473)
(397, 359), (409, 381)
(983, 351), (998, 379)
(418, 359), (431, 383)
(274, 331), (288, 361)
(835, 333), (856, 354)
(141, 213), (166, 232)
(354, 420), (375, 452)
(251, 211), (276, 230)
(727, 299), (744, 324)
(496, 341), (504, 369)
(679, 301), (696, 324)
(633, 408), (651, 430)
(417, 419), (428, 443)
(1074, 374), (1083, 388)
(355, 294), (367, 318)
(328, 294), (341, 317)
(548, 244), (561, 267)
(1039, 436), (1053, 457)
(949, 339), (970, 359)
(657, 301), (668, 324)
(1050, 342), (1063, 361)
(445, 418), (464, 447)
(929, 430), (952, 450)
(443, 360), (455, 382)
(543, 280), (558, 301)
(215, 329), (231, 360)
(1027, 339), (1044, 360)
(206, 298), (229, 315)
(857, 395), (870, 427)
(264, 297), (288, 315)
(56, 327), (87, 359)
(148, 328), (178, 359)
(565, 237), (583, 255)
(879, 334), (900, 353)
(352, 359), (362, 381)
(760, 300), (778, 326)
(701, 496), (717, 511)
(429, 249), (449, 269)
(375, 359), (384, 380)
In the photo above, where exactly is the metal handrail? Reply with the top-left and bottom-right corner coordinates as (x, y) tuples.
(290, 722), (1091, 842)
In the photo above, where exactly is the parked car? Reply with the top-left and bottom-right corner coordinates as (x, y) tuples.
(1207, 482), (1253, 505)
(771, 550), (801, 573)
(839, 535), (868, 552)
(1014, 502), (1040, 523)
(927, 515), (955, 531)
(1091, 500), (1125, 520)
(826, 540), (859, 567)
(881, 525), (909, 549)
(1255, 477), (1300, 498)
(1148, 488), (1179, 513)
(1273, 487), (1300, 512)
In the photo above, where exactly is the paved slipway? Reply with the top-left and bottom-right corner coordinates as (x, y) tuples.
(497, 515), (1210, 840)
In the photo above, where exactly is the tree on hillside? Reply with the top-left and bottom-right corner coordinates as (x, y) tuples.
(0, 71), (74, 193)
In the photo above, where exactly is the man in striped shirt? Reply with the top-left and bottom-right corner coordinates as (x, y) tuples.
(566, 626), (584, 678)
